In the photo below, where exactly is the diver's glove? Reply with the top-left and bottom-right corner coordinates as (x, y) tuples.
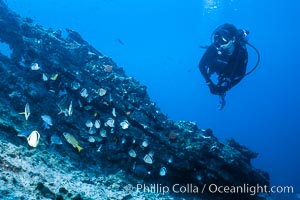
(208, 83), (223, 95)
(206, 80), (218, 94)
(207, 80), (228, 95)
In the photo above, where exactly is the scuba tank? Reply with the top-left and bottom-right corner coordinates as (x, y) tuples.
(234, 28), (261, 77)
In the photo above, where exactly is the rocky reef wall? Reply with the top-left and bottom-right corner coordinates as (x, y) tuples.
(0, 1), (269, 199)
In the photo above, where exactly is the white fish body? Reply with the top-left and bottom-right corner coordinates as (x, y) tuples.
(128, 149), (137, 158)
(41, 115), (53, 126)
(159, 167), (167, 176)
(120, 120), (129, 129)
(42, 73), (48, 81)
(94, 120), (101, 129)
(27, 130), (40, 147)
(143, 154), (153, 164)
(57, 103), (68, 117)
(30, 63), (40, 70)
(50, 134), (62, 145)
(68, 101), (73, 116)
(19, 103), (30, 120)
(25, 103), (30, 120)
(105, 118), (115, 128)
(112, 108), (116, 117)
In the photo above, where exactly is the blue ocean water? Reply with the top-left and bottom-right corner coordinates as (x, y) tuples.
(2, 0), (300, 199)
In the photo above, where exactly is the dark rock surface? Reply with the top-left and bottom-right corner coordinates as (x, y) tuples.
(0, 1), (269, 199)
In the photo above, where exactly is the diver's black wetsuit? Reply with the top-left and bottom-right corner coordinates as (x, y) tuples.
(199, 42), (248, 95)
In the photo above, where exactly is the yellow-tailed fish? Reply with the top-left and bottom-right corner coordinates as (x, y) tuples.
(50, 73), (59, 81)
(27, 130), (40, 147)
(63, 132), (83, 152)
(19, 103), (30, 120)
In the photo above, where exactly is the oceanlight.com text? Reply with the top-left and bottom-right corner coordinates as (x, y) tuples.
(206, 184), (294, 196)
(135, 183), (294, 196)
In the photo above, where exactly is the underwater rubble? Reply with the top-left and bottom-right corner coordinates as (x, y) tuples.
(0, 138), (169, 200)
(0, 1), (269, 199)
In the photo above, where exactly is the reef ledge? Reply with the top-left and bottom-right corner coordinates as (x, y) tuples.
(0, 1), (269, 199)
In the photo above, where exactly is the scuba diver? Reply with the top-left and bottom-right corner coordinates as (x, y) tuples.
(199, 23), (260, 110)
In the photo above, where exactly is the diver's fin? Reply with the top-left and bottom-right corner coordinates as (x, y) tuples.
(218, 94), (226, 110)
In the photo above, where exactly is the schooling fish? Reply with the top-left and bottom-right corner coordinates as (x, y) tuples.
(17, 130), (32, 138)
(50, 73), (59, 81)
(57, 103), (68, 117)
(19, 103), (30, 120)
(68, 101), (73, 116)
(50, 134), (63, 145)
(30, 63), (40, 70)
(63, 132), (83, 152)
(41, 115), (53, 129)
